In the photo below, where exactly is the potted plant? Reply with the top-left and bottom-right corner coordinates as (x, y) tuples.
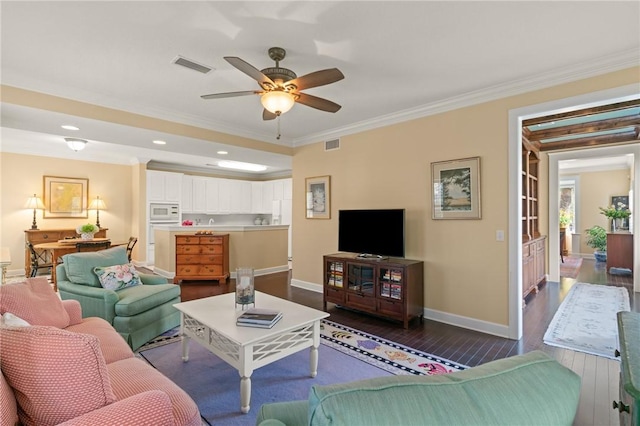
(559, 208), (572, 229)
(76, 223), (99, 240)
(585, 225), (607, 262)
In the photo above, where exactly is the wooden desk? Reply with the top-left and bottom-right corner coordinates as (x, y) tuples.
(606, 232), (633, 273)
(35, 239), (126, 290)
(0, 247), (10, 284)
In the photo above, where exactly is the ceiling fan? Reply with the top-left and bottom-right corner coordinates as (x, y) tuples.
(201, 47), (344, 120)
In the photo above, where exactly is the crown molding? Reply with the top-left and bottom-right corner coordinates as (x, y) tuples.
(292, 49), (640, 147)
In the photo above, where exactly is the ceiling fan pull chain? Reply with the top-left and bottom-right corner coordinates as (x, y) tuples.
(276, 116), (282, 140)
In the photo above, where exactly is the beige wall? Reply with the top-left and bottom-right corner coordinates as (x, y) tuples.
(291, 66), (639, 328)
(0, 152), (139, 274)
(571, 169), (631, 254)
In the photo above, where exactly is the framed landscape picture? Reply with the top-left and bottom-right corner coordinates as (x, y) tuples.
(43, 176), (88, 218)
(431, 157), (481, 219)
(305, 175), (331, 219)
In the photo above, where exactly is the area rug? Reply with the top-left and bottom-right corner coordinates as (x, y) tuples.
(543, 282), (630, 359)
(559, 256), (583, 279)
(138, 320), (467, 425)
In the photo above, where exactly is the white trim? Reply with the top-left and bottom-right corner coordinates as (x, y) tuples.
(423, 308), (510, 339)
(291, 278), (323, 293)
(508, 83), (640, 340)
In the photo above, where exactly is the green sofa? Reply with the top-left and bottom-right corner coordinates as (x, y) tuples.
(57, 246), (180, 350)
(256, 350), (580, 426)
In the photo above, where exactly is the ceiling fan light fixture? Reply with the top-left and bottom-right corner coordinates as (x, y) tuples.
(261, 91), (295, 115)
(64, 137), (88, 152)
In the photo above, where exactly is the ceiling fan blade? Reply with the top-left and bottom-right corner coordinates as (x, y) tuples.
(263, 109), (277, 121)
(296, 92), (342, 113)
(287, 68), (344, 91)
(200, 90), (260, 100)
(224, 56), (275, 89)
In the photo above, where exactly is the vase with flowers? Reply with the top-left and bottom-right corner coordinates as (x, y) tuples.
(76, 223), (99, 240)
(599, 202), (631, 232)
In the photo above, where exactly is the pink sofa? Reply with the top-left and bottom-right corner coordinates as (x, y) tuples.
(0, 278), (201, 426)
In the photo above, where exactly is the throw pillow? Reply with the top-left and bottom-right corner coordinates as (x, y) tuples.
(0, 278), (70, 328)
(0, 312), (30, 327)
(0, 326), (116, 425)
(94, 263), (142, 291)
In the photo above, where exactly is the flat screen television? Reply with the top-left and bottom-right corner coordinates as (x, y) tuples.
(338, 209), (405, 258)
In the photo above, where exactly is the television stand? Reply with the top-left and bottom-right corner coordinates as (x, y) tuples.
(323, 253), (424, 329)
(357, 253), (385, 260)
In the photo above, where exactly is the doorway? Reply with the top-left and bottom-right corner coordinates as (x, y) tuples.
(507, 84), (640, 340)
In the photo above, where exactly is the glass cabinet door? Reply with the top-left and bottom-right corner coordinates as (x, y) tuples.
(378, 267), (403, 300)
(347, 264), (375, 295)
(326, 260), (344, 288)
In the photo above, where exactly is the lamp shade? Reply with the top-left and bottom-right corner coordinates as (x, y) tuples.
(88, 196), (107, 210)
(24, 194), (45, 210)
(260, 91), (295, 115)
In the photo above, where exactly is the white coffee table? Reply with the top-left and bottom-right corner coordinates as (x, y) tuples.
(173, 291), (329, 413)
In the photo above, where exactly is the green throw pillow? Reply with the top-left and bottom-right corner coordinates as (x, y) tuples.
(93, 263), (142, 290)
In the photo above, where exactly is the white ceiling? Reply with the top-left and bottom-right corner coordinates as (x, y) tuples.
(1, 1), (639, 175)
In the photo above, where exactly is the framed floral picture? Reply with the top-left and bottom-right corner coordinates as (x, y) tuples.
(305, 175), (331, 219)
(43, 176), (88, 218)
(431, 157), (481, 219)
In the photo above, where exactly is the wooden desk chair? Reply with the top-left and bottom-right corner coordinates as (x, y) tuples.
(26, 241), (53, 277)
(76, 241), (111, 252)
(125, 237), (138, 262)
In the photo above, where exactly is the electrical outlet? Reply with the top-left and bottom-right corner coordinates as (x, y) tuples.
(496, 230), (505, 241)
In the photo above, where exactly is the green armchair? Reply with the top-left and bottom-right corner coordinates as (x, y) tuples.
(57, 246), (180, 350)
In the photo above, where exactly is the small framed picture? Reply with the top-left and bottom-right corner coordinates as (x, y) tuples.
(431, 157), (481, 220)
(305, 175), (331, 219)
(43, 176), (89, 218)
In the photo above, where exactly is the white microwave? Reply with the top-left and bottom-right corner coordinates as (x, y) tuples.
(150, 203), (179, 222)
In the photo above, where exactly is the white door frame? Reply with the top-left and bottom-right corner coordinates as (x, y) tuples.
(507, 84), (640, 340)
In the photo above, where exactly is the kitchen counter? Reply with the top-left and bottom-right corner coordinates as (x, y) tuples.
(153, 225), (289, 279)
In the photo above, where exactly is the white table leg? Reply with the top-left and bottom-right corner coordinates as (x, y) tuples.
(181, 314), (190, 362)
(310, 320), (320, 377)
(240, 375), (251, 414)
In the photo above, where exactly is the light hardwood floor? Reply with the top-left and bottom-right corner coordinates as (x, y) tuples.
(172, 257), (637, 426)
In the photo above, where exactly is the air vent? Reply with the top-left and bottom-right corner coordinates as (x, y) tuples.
(172, 56), (213, 74)
(325, 138), (340, 151)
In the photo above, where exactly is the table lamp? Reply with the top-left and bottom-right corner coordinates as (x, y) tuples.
(24, 194), (45, 230)
(88, 196), (107, 228)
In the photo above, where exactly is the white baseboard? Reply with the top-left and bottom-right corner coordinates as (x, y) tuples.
(153, 265), (290, 281)
(423, 307), (510, 338)
(291, 279), (323, 293)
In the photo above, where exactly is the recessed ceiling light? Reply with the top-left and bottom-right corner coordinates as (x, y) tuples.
(61, 125), (79, 131)
(216, 160), (267, 172)
(217, 151), (228, 155)
(153, 140), (166, 145)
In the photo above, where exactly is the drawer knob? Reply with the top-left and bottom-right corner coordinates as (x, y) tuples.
(615, 349), (621, 357)
(613, 401), (630, 413)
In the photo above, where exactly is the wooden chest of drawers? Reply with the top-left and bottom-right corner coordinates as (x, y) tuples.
(174, 234), (229, 284)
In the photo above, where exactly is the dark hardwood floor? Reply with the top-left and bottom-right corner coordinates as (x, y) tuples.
(168, 257), (636, 426)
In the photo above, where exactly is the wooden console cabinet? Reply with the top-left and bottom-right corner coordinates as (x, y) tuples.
(607, 232), (633, 274)
(323, 253), (424, 329)
(522, 236), (546, 301)
(25, 228), (108, 277)
(174, 234), (229, 284)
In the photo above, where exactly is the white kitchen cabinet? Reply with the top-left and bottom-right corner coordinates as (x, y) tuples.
(229, 180), (252, 213)
(147, 170), (183, 202)
(283, 178), (292, 200)
(251, 182), (263, 214)
(192, 177), (207, 213)
(181, 175), (193, 213)
(272, 179), (284, 201)
(218, 178), (231, 213)
(261, 181), (274, 214)
(205, 178), (220, 213)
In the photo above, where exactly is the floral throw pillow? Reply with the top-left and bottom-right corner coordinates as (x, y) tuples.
(93, 263), (142, 291)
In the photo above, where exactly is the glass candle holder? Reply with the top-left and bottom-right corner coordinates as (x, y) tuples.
(235, 267), (255, 309)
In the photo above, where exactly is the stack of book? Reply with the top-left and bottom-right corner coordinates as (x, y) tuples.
(236, 308), (283, 329)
